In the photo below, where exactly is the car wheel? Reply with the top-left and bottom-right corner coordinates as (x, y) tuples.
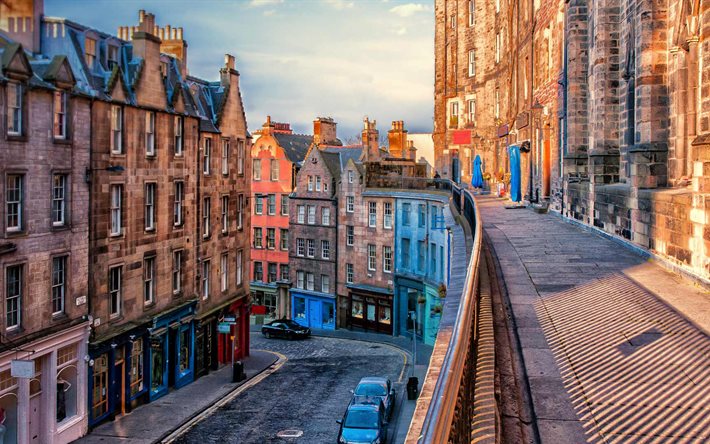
(264, 331), (271, 339)
(288, 332), (294, 340)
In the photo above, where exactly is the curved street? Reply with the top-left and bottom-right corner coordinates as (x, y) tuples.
(174, 335), (408, 444)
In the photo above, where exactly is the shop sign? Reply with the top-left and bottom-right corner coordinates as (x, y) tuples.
(217, 322), (232, 333)
(452, 130), (472, 145)
(223, 316), (237, 324)
(497, 124), (509, 138)
(11, 359), (34, 378)
(516, 112), (530, 130)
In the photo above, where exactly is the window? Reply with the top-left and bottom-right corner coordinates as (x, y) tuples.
(495, 0), (500, 13)
(307, 175), (313, 191)
(129, 340), (143, 397)
(384, 202), (392, 229)
(346, 264), (354, 284)
(267, 194), (276, 215)
(110, 184), (122, 236)
(52, 174), (67, 226)
(368, 202), (377, 227)
(431, 206), (438, 227)
(236, 250), (243, 285)
(221, 253), (228, 292)
(346, 225), (354, 246)
(306, 273), (314, 291)
(267, 228), (276, 249)
(221, 196), (229, 233)
(383, 246), (392, 273)
(495, 88), (500, 119)
(280, 264), (289, 281)
(468, 50), (476, 77)
(6, 174), (22, 232)
(307, 206), (316, 225)
(450, 101), (459, 119)
(237, 139), (245, 175)
(280, 229), (289, 250)
(222, 140), (230, 175)
(174, 181), (184, 226)
(7, 82), (22, 136)
(145, 112), (155, 156)
(56, 344), (78, 423)
(496, 32), (501, 63)
(297, 238), (305, 256)
(238, 194), (244, 229)
(270, 159), (279, 181)
(348, 170), (354, 183)
(143, 257), (155, 305)
(418, 241), (426, 272)
(402, 203), (411, 226)
(324, 181), (329, 192)
(253, 261), (263, 282)
(368, 245), (376, 271)
(468, 0), (475, 26)
(202, 260), (211, 298)
(450, 14), (456, 29)
(145, 183), (156, 231)
(172, 250), (182, 294)
(109, 266), (121, 318)
(321, 275), (330, 293)
(297, 271), (305, 289)
(52, 256), (67, 315)
(322, 207), (331, 225)
(281, 195), (289, 216)
(418, 204), (426, 228)
(297, 205), (305, 223)
(203, 138), (212, 175)
(430, 243), (437, 279)
(5, 265), (22, 329)
(315, 176), (322, 191)
(322, 240), (330, 259)
(108, 45), (119, 69)
(174, 116), (184, 155)
(346, 196), (354, 213)
(402, 238), (410, 269)
(253, 159), (261, 180)
(85, 37), (96, 68)
(202, 197), (211, 238)
(110, 105), (122, 154)
(255, 196), (263, 215)
(468, 99), (476, 126)
(254, 227), (263, 249)
(307, 239), (315, 258)
(268, 263), (277, 283)
(53, 91), (67, 139)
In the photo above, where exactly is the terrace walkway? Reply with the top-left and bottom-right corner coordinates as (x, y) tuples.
(479, 195), (710, 443)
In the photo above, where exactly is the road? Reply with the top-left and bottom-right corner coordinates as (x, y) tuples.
(173, 335), (408, 444)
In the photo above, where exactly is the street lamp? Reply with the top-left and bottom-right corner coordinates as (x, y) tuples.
(84, 165), (125, 183)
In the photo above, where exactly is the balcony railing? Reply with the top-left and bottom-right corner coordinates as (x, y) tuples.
(366, 176), (454, 192)
(405, 183), (484, 443)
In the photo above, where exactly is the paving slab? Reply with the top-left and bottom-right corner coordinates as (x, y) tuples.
(478, 195), (710, 444)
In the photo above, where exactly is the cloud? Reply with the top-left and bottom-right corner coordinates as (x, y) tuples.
(395, 27), (407, 35)
(389, 3), (431, 17)
(324, 0), (354, 10)
(263, 9), (276, 16)
(249, 0), (283, 7)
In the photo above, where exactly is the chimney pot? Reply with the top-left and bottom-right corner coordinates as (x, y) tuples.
(139, 10), (146, 22)
(177, 27), (184, 40)
(165, 24), (171, 38)
(225, 54), (235, 70)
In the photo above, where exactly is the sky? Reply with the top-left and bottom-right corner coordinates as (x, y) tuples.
(46, 0), (435, 140)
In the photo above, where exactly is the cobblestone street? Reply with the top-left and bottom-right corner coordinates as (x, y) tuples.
(173, 336), (408, 444)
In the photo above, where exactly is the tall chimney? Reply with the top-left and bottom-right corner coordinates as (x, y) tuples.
(388, 120), (408, 158)
(362, 117), (380, 161)
(313, 117), (338, 146)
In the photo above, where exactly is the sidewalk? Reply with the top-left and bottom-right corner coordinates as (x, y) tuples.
(479, 195), (710, 443)
(75, 350), (279, 444)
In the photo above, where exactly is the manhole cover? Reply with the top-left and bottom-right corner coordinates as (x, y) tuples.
(277, 429), (304, 438)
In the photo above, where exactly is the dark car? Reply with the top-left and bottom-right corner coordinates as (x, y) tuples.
(261, 319), (310, 339)
(351, 377), (396, 420)
(336, 403), (387, 444)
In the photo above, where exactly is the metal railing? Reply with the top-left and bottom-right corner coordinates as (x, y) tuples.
(366, 176), (454, 192)
(405, 183), (483, 443)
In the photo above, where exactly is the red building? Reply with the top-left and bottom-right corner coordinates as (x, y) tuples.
(250, 117), (312, 322)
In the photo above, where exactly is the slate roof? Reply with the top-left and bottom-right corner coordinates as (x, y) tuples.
(320, 146), (365, 181)
(274, 133), (313, 164)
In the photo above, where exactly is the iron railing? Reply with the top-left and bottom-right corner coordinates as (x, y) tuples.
(405, 183), (483, 443)
(366, 176), (454, 193)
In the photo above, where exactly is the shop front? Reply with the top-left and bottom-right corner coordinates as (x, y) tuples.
(0, 322), (90, 443)
(250, 281), (278, 325)
(148, 302), (196, 401)
(290, 290), (336, 330)
(395, 277), (442, 345)
(217, 298), (250, 365)
(346, 284), (394, 335)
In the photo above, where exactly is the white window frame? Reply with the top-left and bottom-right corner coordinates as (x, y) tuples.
(203, 138), (212, 175)
(145, 183), (156, 232)
(254, 227), (263, 249)
(237, 139), (245, 175)
(109, 265), (122, 318)
(315, 176), (322, 191)
(346, 196), (354, 213)
(321, 275), (330, 294)
(307, 239), (315, 258)
(236, 250), (243, 286)
(110, 184), (122, 236)
(307, 176), (313, 191)
(221, 253), (228, 292)
(203, 197), (211, 238)
(281, 195), (289, 216)
(267, 228), (276, 249)
(173, 250), (183, 295)
(297, 205), (305, 224)
(306, 273), (314, 291)
(174, 181), (184, 226)
(383, 246), (392, 273)
(346, 225), (354, 246)
(297, 238), (305, 256)
(307, 206), (316, 225)
(267, 194), (276, 215)
(222, 139), (230, 176)
(348, 170), (354, 183)
(468, 98), (476, 126)
(7, 82), (22, 136)
(468, 49), (476, 77)
(346, 263), (354, 284)
(51, 256), (67, 315)
(322, 207), (331, 225)
(5, 265), (22, 330)
(367, 244), (376, 271)
(297, 271), (305, 289)
(221, 195), (229, 233)
(237, 194), (244, 230)
(202, 260), (210, 299)
(111, 105), (123, 154)
(368, 202), (377, 228)
(270, 159), (279, 181)
(174, 116), (183, 156)
(321, 240), (330, 260)
(469, 0), (475, 26)
(52, 174), (67, 227)
(383, 202), (392, 229)
(143, 257), (155, 305)
(280, 228), (289, 250)
(145, 111), (155, 156)
(253, 159), (261, 180)
(54, 91), (67, 139)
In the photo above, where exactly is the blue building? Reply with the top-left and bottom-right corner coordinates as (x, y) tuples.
(394, 193), (451, 345)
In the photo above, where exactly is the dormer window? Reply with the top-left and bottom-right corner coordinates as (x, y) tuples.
(53, 91), (67, 139)
(85, 37), (96, 70)
(7, 82), (22, 136)
(107, 45), (118, 70)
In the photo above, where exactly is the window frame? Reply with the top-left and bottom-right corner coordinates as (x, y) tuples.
(346, 196), (354, 213)
(266, 228), (276, 249)
(110, 105), (123, 155)
(143, 256), (156, 305)
(53, 90), (68, 140)
(236, 250), (243, 286)
(253, 158), (261, 181)
(5, 264), (22, 330)
(109, 265), (122, 318)
(174, 181), (184, 227)
(383, 202), (392, 229)
(280, 228), (289, 251)
(367, 244), (376, 271)
(172, 250), (183, 295)
(144, 182), (156, 232)
(52, 174), (68, 227)
(145, 111), (156, 157)
(237, 139), (245, 176)
(346, 225), (354, 246)
(110, 184), (122, 236)
(202, 260), (211, 299)
(346, 263), (354, 284)
(368, 202), (377, 228)
(297, 238), (305, 257)
(321, 207), (331, 225)
(254, 227), (263, 249)
(203, 138), (212, 175)
(321, 240), (330, 260)
(270, 159), (279, 181)
(7, 82), (23, 136)
(174, 116), (184, 156)
(281, 195), (289, 216)
(202, 196), (211, 238)
(221, 253), (229, 292)
(307, 239), (315, 258)
(221, 139), (230, 176)
(6, 174), (23, 233)
(383, 246), (392, 274)
(221, 195), (229, 234)
(51, 255), (68, 316)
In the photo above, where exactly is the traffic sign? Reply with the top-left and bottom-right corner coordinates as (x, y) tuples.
(217, 322), (232, 333)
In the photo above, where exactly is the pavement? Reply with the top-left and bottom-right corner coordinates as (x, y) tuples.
(479, 195), (710, 443)
(74, 350), (280, 444)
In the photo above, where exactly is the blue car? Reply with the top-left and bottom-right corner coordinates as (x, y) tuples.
(351, 377), (396, 420)
(336, 403), (387, 444)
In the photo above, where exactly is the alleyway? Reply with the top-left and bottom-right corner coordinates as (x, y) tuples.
(479, 195), (710, 443)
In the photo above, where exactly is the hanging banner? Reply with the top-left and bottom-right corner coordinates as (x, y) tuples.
(452, 130), (472, 145)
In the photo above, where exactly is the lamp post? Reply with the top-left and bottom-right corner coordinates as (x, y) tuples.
(409, 310), (417, 368)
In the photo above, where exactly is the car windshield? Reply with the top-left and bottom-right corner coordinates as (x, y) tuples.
(355, 383), (387, 397)
(281, 320), (301, 329)
(344, 409), (379, 429)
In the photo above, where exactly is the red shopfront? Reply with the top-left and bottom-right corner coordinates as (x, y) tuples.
(217, 299), (250, 364)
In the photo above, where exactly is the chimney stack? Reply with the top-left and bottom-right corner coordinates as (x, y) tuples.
(388, 120), (408, 158)
(362, 117), (380, 161)
(313, 117), (338, 146)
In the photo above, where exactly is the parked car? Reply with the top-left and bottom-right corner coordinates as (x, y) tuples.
(336, 402), (387, 444)
(261, 319), (311, 339)
(351, 377), (396, 420)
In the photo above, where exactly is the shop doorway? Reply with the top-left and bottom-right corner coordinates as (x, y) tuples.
(308, 300), (321, 328)
(113, 346), (126, 415)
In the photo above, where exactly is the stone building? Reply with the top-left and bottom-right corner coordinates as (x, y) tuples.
(0, 33), (91, 443)
(250, 117), (312, 323)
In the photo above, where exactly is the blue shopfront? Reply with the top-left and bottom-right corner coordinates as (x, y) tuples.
(290, 290), (336, 330)
(395, 276), (442, 346)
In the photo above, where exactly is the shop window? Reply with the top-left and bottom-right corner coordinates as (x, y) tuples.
(56, 344), (78, 424)
(92, 354), (109, 419)
(150, 337), (166, 393)
(379, 303), (392, 325)
(130, 339), (144, 397)
(322, 303), (335, 326)
(0, 369), (18, 443)
(179, 328), (190, 373)
(352, 296), (364, 319)
(294, 297), (306, 321)
(366, 299), (377, 322)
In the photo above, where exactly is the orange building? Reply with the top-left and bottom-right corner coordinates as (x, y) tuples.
(250, 117), (312, 322)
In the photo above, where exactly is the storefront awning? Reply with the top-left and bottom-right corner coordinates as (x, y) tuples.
(346, 283), (394, 296)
